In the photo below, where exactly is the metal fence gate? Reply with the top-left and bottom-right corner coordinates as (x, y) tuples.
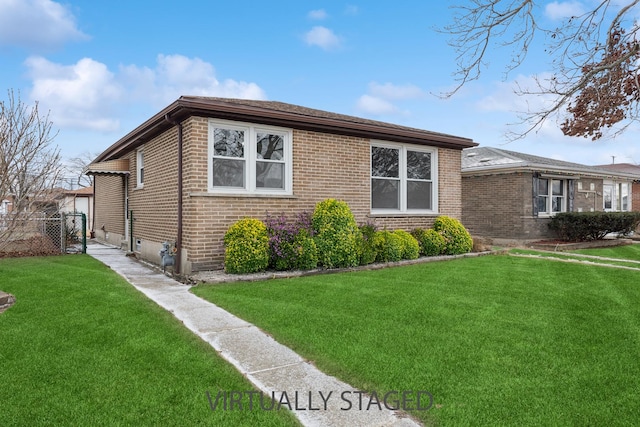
(44, 213), (87, 254)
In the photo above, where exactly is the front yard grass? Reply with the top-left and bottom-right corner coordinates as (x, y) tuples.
(570, 242), (640, 259)
(0, 255), (299, 427)
(509, 245), (640, 270)
(193, 254), (640, 426)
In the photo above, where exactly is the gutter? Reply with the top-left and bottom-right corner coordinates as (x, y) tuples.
(164, 113), (183, 275)
(462, 163), (640, 180)
(96, 97), (476, 162)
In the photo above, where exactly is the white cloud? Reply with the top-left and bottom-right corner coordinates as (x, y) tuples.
(304, 26), (342, 50)
(25, 54), (267, 132)
(356, 95), (398, 115)
(308, 9), (328, 20)
(121, 54), (266, 107)
(26, 56), (122, 131)
(0, 0), (88, 50)
(355, 81), (425, 116)
(368, 82), (425, 100)
(545, 1), (585, 20)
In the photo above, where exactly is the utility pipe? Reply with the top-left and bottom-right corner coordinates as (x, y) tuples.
(164, 113), (183, 275)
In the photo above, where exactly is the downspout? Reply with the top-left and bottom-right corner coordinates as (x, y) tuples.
(164, 114), (183, 275)
(91, 176), (96, 237)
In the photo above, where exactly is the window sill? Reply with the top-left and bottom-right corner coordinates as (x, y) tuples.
(370, 211), (439, 217)
(134, 185), (144, 190)
(190, 192), (297, 199)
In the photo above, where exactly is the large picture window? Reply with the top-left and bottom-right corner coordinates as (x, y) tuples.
(371, 143), (437, 213)
(209, 120), (292, 194)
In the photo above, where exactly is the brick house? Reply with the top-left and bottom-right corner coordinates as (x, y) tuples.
(462, 147), (640, 241)
(87, 96), (476, 274)
(593, 163), (640, 232)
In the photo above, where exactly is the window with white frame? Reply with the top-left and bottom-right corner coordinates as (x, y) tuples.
(208, 120), (292, 194)
(136, 149), (144, 188)
(603, 181), (631, 211)
(535, 178), (567, 215)
(371, 143), (437, 213)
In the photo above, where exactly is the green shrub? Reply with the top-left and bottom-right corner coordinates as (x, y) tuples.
(223, 218), (269, 274)
(394, 230), (420, 260)
(312, 199), (362, 268)
(373, 230), (404, 263)
(265, 212), (316, 271)
(549, 211), (640, 241)
(358, 222), (378, 265)
(433, 216), (473, 255)
(291, 230), (319, 270)
(411, 228), (446, 256)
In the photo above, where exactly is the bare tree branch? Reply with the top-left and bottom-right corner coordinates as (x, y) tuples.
(1, 89), (62, 252)
(440, 0), (640, 140)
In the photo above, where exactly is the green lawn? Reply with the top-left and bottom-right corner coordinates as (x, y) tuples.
(0, 255), (298, 427)
(510, 247), (640, 269)
(570, 242), (640, 259)
(193, 254), (640, 426)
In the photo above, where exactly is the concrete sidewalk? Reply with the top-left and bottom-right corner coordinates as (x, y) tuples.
(87, 242), (421, 427)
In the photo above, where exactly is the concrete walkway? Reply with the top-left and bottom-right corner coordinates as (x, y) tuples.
(87, 242), (421, 427)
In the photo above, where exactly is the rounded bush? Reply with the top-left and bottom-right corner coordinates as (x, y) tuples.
(223, 218), (269, 274)
(433, 216), (473, 255)
(312, 199), (362, 268)
(373, 230), (404, 263)
(411, 228), (446, 256)
(394, 230), (420, 260)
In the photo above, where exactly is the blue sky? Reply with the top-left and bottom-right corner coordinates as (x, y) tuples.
(1, 0), (638, 175)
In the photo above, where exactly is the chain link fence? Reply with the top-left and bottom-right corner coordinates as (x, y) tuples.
(0, 212), (86, 256)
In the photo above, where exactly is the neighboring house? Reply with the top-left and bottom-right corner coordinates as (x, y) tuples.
(57, 187), (94, 234)
(462, 147), (640, 241)
(0, 197), (13, 216)
(86, 96), (476, 274)
(592, 163), (640, 213)
(593, 162), (640, 232)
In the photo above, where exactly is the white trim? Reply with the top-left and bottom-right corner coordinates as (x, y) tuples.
(136, 148), (144, 189)
(603, 180), (632, 212)
(536, 178), (567, 217)
(208, 119), (293, 196)
(370, 141), (438, 215)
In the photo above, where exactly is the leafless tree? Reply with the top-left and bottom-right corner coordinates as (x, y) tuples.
(0, 89), (62, 252)
(441, 0), (640, 140)
(65, 151), (99, 188)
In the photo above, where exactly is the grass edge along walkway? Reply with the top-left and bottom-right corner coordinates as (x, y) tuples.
(0, 255), (301, 427)
(193, 254), (640, 426)
(509, 248), (640, 271)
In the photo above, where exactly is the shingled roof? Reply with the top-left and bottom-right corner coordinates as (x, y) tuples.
(462, 147), (640, 179)
(94, 96), (476, 162)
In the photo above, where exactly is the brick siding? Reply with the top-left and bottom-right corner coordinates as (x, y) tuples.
(94, 174), (125, 236)
(96, 116), (466, 272)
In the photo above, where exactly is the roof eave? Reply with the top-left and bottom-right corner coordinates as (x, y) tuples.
(95, 98), (476, 162)
(462, 162), (640, 179)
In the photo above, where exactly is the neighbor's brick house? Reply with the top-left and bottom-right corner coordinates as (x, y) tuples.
(87, 97), (476, 274)
(462, 147), (640, 241)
